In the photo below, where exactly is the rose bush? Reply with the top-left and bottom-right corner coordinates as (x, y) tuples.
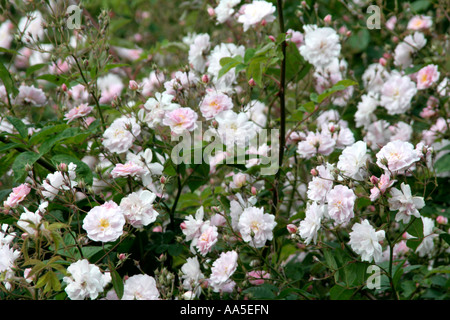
(0, 0), (449, 300)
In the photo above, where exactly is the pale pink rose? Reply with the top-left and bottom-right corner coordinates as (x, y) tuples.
(3, 184), (31, 209)
(15, 85), (46, 106)
(208, 250), (238, 292)
(82, 201), (125, 243)
(64, 103), (94, 123)
(419, 106), (436, 118)
(327, 185), (356, 225)
(237, 1), (276, 32)
(210, 214), (227, 227)
(421, 117), (450, 145)
(68, 84), (89, 102)
(141, 71), (165, 97)
(111, 161), (146, 179)
(297, 131), (336, 159)
(163, 107), (198, 135)
(163, 71), (198, 96)
(416, 64), (440, 90)
(98, 74), (124, 104)
(200, 91), (233, 120)
(15, 47), (33, 69)
(195, 224), (218, 256)
(247, 270), (270, 285)
(230, 173), (248, 189)
(407, 15), (432, 30)
(376, 140), (420, 174)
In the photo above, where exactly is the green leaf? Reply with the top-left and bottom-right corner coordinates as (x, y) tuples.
(406, 218), (424, 238)
(404, 64), (424, 75)
(111, 269), (124, 299)
(217, 57), (241, 80)
(406, 218), (424, 251)
(36, 74), (69, 86)
(0, 62), (18, 97)
(29, 124), (69, 145)
(243, 284), (277, 299)
(323, 249), (338, 271)
(330, 285), (354, 300)
(0, 47), (18, 55)
(410, 0), (431, 12)
(26, 63), (48, 77)
(38, 127), (83, 155)
(434, 153), (450, 173)
(439, 233), (450, 246)
(244, 48), (256, 64)
(163, 159), (177, 176)
(247, 60), (263, 87)
(317, 80), (357, 103)
(343, 262), (370, 287)
(6, 116), (28, 138)
(0, 142), (25, 153)
(12, 151), (41, 182)
(168, 243), (183, 256)
(347, 29), (370, 52)
(303, 101), (315, 113)
(285, 43), (303, 81)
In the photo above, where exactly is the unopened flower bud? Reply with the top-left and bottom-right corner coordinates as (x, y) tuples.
(129, 80), (139, 90)
(324, 14), (332, 24)
(201, 74), (209, 83)
(207, 6), (215, 17)
(379, 57), (387, 66)
(436, 215), (448, 224)
(268, 35), (275, 42)
(118, 253), (126, 260)
(248, 78), (256, 87)
(58, 163), (68, 172)
(287, 224), (298, 234)
(180, 222), (187, 230)
(261, 19), (267, 27)
(160, 176), (166, 184)
(61, 83), (68, 92)
(370, 175), (379, 185)
(310, 168), (318, 176)
(251, 186), (257, 195)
